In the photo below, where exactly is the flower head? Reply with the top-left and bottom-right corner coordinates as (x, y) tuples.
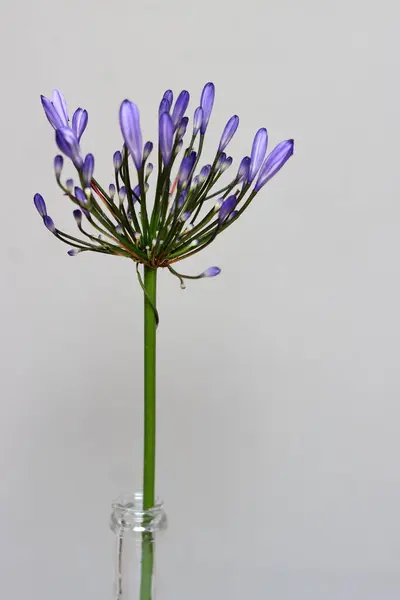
(34, 82), (294, 284)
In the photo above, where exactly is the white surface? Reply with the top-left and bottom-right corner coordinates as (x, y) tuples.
(1, 0), (400, 598)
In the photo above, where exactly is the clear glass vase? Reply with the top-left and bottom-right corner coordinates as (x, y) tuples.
(110, 491), (167, 600)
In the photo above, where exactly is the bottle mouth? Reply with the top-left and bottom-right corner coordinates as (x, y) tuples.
(110, 491), (167, 534)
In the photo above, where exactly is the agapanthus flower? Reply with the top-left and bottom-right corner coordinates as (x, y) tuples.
(34, 84), (294, 285)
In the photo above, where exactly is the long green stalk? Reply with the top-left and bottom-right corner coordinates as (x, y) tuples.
(140, 266), (157, 600)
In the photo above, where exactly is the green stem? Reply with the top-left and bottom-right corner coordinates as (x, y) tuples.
(140, 266), (157, 600)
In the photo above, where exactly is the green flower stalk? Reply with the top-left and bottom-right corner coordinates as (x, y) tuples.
(34, 83), (294, 600)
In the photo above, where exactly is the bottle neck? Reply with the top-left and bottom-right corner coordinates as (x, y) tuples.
(110, 491), (167, 536)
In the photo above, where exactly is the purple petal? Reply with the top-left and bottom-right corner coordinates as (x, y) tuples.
(55, 127), (83, 168)
(178, 151), (196, 186)
(43, 215), (56, 233)
(143, 141), (153, 161)
(119, 100), (143, 170)
(176, 116), (188, 141)
(82, 154), (94, 187)
(193, 106), (203, 136)
(248, 128), (268, 182)
(254, 139), (294, 191)
(202, 266), (221, 277)
(71, 108), (88, 141)
(218, 195), (237, 223)
(74, 186), (87, 205)
(171, 90), (190, 129)
(54, 155), (64, 179)
(159, 112), (174, 165)
(162, 90), (173, 110)
(218, 115), (239, 152)
(51, 89), (69, 126)
(237, 156), (250, 182)
(200, 82), (215, 134)
(41, 95), (64, 129)
(73, 209), (82, 225)
(113, 151), (122, 170)
(34, 193), (47, 217)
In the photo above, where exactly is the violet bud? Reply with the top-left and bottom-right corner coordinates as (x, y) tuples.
(119, 100), (143, 170)
(66, 178), (74, 193)
(159, 112), (174, 165)
(74, 186), (87, 205)
(171, 90), (190, 129)
(174, 139), (183, 156)
(220, 156), (233, 173)
(67, 248), (82, 256)
(71, 108), (88, 141)
(145, 163), (154, 178)
(248, 128), (268, 182)
(43, 215), (56, 233)
(201, 266), (221, 277)
(254, 139), (294, 191)
(218, 195), (237, 223)
(178, 151), (196, 187)
(200, 82), (215, 134)
(55, 127), (83, 168)
(108, 183), (116, 199)
(34, 193), (47, 217)
(193, 106), (203, 136)
(218, 115), (239, 152)
(216, 152), (226, 170)
(227, 210), (238, 222)
(82, 153), (94, 187)
(237, 156), (250, 182)
(198, 164), (211, 183)
(73, 209), (82, 225)
(176, 117), (189, 141)
(41, 95), (64, 130)
(159, 98), (170, 117)
(163, 89), (173, 110)
(53, 155), (64, 180)
(113, 151), (122, 170)
(143, 141), (153, 162)
(118, 186), (127, 202)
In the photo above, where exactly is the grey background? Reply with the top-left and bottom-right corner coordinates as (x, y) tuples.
(1, 0), (399, 598)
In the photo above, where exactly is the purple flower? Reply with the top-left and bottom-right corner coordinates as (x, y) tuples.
(82, 154), (94, 187)
(178, 151), (196, 187)
(113, 151), (122, 170)
(55, 127), (83, 168)
(218, 115), (239, 152)
(237, 156), (250, 182)
(41, 89), (69, 130)
(119, 100), (143, 170)
(218, 195), (237, 223)
(254, 139), (294, 191)
(248, 128), (268, 182)
(200, 82), (215, 134)
(43, 215), (56, 233)
(143, 141), (153, 161)
(72, 108), (88, 141)
(193, 106), (203, 136)
(74, 186), (87, 205)
(159, 112), (174, 165)
(34, 193), (47, 217)
(54, 155), (63, 179)
(73, 209), (82, 225)
(201, 266), (221, 277)
(171, 90), (190, 129)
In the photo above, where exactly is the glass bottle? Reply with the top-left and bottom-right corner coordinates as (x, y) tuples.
(110, 491), (167, 600)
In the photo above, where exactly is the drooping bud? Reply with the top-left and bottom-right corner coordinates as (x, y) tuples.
(119, 100), (143, 170)
(54, 155), (64, 180)
(34, 193), (47, 217)
(201, 266), (221, 277)
(113, 150), (122, 170)
(67, 248), (82, 256)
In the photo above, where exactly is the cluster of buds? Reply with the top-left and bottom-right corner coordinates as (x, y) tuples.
(34, 84), (293, 283)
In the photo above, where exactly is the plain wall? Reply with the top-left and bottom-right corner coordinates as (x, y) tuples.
(1, 0), (400, 598)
